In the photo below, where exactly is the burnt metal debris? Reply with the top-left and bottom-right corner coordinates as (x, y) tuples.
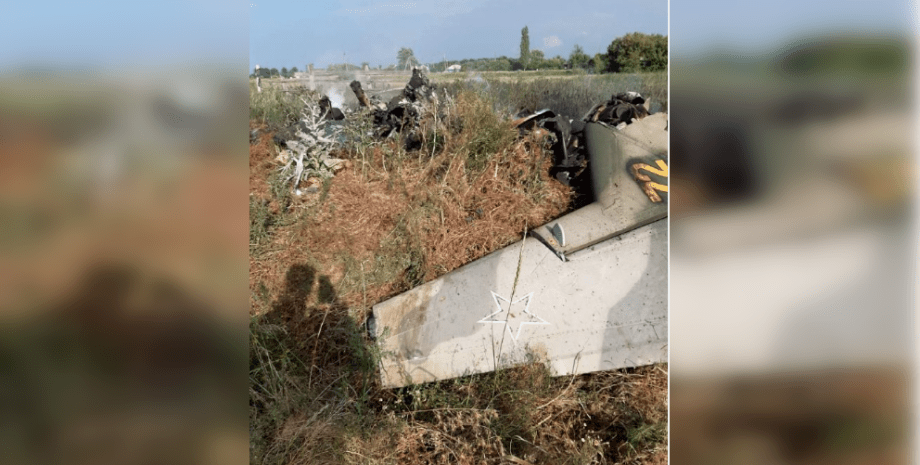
(270, 91), (347, 149)
(349, 80), (376, 110)
(318, 96), (345, 121)
(510, 91), (655, 207)
(271, 68), (663, 208)
(513, 109), (588, 195)
(582, 91), (650, 126)
(349, 67), (442, 149)
(349, 71), (656, 184)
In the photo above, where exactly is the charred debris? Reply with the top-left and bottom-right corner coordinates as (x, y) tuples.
(258, 67), (660, 205)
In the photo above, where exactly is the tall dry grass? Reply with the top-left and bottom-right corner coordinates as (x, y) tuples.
(249, 85), (667, 465)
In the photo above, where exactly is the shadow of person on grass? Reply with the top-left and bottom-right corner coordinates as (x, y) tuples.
(254, 263), (378, 406)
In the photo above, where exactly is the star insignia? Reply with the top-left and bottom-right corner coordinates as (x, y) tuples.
(478, 291), (548, 344)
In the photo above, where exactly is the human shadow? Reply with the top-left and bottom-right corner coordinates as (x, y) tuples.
(254, 263), (378, 409)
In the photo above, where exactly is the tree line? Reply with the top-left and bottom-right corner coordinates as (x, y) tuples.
(251, 31), (666, 76)
(385, 30), (665, 75)
(422, 30), (665, 73)
(252, 66), (299, 79)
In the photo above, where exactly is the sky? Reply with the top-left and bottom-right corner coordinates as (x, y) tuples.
(249, 0), (668, 71)
(670, 0), (914, 56)
(0, 1), (908, 71)
(0, 0), (249, 69)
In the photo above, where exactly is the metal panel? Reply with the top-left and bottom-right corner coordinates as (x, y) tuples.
(372, 219), (667, 388)
(532, 114), (668, 258)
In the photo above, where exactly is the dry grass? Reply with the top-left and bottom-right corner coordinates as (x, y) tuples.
(250, 88), (571, 313)
(249, 86), (667, 465)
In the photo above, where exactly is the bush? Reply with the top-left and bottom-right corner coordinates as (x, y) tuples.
(607, 32), (668, 73)
(249, 81), (310, 130)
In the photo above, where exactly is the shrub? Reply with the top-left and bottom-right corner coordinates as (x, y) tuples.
(607, 32), (668, 73)
(249, 80), (310, 130)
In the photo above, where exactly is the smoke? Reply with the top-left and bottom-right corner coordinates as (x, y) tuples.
(327, 87), (345, 109)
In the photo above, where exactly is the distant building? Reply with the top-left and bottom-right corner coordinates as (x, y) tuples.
(446, 64), (462, 73)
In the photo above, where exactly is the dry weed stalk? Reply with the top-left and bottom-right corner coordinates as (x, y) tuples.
(279, 97), (344, 190)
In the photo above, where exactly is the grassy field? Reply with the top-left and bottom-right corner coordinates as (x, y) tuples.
(253, 70), (667, 122)
(250, 75), (668, 464)
(437, 71), (667, 116)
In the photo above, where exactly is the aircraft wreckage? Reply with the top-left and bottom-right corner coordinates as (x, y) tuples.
(350, 70), (669, 388)
(267, 69), (668, 387)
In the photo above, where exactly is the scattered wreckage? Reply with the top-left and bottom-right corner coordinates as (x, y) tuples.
(255, 68), (446, 193)
(349, 67), (442, 149)
(510, 91), (658, 202)
(349, 71), (668, 388)
(252, 69), (669, 386)
(258, 68), (665, 204)
(370, 111), (668, 387)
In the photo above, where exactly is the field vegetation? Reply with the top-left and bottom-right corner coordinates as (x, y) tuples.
(250, 75), (668, 464)
(436, 71), (667, 117)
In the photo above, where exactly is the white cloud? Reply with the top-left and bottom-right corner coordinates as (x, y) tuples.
(543, 35), (561, 48)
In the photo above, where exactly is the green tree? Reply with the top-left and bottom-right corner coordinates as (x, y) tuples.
(291, 66), (299, 75)
(592, 53), (608, 74)
(490, 57), (512, 71)
(253, 67), (271, 78)
(544, 55), (565, 69)
(281, 67), (289, 78)
(569, 44), (590, 69)
(606, 32), (667, 73)
(520, 26), (530, 70)
(530, 49), (545, 68)
(397, 47), (418, 70)
(270, 67), (279, 78)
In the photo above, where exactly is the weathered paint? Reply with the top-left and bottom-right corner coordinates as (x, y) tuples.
(371, 111), (669, 388)
(531, 114), (668, 257)
(631, 159), (669, 202)
(372, 219), (667, 388)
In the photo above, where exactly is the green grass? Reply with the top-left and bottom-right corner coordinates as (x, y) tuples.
(453, 91), (519, 173)
(250, 79), (310, 130)
(249, 170), (297, 255)
(249, 315), (314, 463)
(441, 71), (668, 118)
(249, 196), (273, 252)
(624, 419), (668, 455)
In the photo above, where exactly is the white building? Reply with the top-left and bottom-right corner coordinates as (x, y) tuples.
(446, 64), (462, 73)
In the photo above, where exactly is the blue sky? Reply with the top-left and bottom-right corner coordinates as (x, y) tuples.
(671, 0), (914, 56)
(249, 0), (667, 71)
(0, 1), (909, 71)
(0, 0), (248, 69)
